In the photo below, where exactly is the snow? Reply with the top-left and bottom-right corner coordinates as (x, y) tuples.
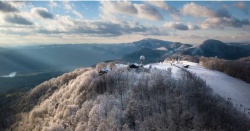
(178, 61), (250, 115)
(116, 64), (127, 68)
(144, 62), (180, 76)
(116, 61), (250, 117)
(115, 60), (250, 117)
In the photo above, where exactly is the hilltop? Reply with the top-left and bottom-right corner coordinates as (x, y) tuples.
(1, 61), (249, 131)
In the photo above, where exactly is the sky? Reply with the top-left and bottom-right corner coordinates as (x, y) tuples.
(0, 1), (250, 46)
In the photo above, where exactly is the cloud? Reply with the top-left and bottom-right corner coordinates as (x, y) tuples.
(181, 2), (250, 29)
(200, 17), (250, 29)
(36, 15), (167, 37)
(182, 2), (214, 18)
(181, 2), (231, 18)
(0, 1), (19, 13)
(147, 1), (179, 15)
(72, 10), (83, 19)
(63, 1), (72, 11)
(100, 1), (163, 21)
(49, 1), (58, 8)
(164, 22), (200, 30)
(214, 9), (231, 18)
(4, 14), (33, 25)
(63, 1), (83, 19)
(100, 1), (138, 16)
(165, 22), (188, 30)
(31, 7), (54, 19)
(234, 2), (249, 14)
(134, 3), (163, 21)
(188, 24), (200, 30)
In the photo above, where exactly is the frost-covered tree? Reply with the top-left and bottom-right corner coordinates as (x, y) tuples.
(95, 62), (107, 72)
(6, 66), (250, 131)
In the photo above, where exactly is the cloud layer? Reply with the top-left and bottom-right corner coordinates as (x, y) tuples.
(36, 15), (168, 37)
(0, 1), (250, 45)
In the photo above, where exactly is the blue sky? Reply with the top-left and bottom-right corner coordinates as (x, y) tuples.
(0, 1), (250, 46)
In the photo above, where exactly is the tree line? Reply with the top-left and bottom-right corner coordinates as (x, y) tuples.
(199, 57), (250, 83)
(165, 55), (250, 83)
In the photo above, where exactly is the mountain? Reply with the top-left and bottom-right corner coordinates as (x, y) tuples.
(132, 38), (192, 51)
(1, 39), (249, 75)
(181, 39), (250, 59)
(2, 63), (250, 131)
(4, 39), (248, 75)
(121, 39), (192, 63)
(118, 38), (250, 63)
(132, 38), (173, 49)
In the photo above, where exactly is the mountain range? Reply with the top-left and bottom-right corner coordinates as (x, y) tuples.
(1, 38), (250, 94)
(122, 38), (250, 63)
(1, 38), (250, 74)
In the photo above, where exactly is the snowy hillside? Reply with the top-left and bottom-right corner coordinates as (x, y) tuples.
(146, 61), (250, 117)
(5, 62), (250, 131)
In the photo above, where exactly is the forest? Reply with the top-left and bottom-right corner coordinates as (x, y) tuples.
(6, 62), (249, 131)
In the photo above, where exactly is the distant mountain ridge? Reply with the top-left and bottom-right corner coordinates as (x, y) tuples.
(132, 38), (192, 51)
(132, 38), (173, 49)
(120, 38), (250, 63)
(181, 39), (250, 59)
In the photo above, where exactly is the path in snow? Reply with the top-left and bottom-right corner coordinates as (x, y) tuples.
(145, 61), (250, 117)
